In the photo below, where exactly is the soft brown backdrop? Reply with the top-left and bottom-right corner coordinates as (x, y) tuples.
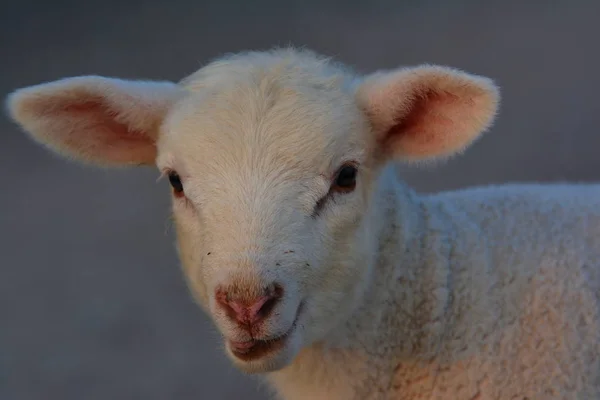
(2, 1), (600, 399)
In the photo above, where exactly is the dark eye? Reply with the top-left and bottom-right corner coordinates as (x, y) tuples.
(312, 163), (358, 217)
(168, 171), (184, 196)
(332, 165), (357, 192)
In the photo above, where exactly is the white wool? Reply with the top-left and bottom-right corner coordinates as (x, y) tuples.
(6, 47), (599, 399)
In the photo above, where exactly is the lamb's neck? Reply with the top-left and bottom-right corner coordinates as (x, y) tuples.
(343, 177), (457, 362)
(355, 181), (496, 365)
(267, 172), (495, 399)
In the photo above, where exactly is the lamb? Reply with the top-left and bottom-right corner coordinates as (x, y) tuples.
(6, 47), (600, 400)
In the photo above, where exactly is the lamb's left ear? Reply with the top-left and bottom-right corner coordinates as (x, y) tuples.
(356, 65), (500, 163)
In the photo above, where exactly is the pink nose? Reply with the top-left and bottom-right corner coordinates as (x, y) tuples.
(215, 284), (283, 326)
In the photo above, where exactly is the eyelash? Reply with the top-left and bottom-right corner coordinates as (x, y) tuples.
(162, 169), (192, 209)
(167, 171), (185, 198)
(312, 163), (358, 217)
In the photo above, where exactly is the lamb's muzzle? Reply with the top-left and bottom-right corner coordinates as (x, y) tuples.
(211, 275), (304, 367)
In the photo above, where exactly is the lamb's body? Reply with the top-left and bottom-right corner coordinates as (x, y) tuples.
(7, 47), (599, 400)
(270, 168), (600, 400)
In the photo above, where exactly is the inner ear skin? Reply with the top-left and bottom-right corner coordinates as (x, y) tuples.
(382, 89), (458, 160)
(62, 99), (151, 143)
(387, 90), (436, 142)
(32, 95), (155, 165)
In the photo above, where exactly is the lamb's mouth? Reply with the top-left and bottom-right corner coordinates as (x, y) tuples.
(228, 303), (303, 361)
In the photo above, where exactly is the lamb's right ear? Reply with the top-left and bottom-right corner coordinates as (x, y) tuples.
(5, 76), (183, 166)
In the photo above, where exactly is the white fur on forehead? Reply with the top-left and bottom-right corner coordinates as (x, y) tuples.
(180, 47), (358, 94)
(160, 48), (369, 176)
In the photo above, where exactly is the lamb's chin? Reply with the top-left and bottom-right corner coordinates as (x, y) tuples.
(226, 329), (303, 374)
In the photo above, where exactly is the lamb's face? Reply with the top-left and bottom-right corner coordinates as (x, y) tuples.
(6, 48), (499, 375)
(155, 80), (378, 373)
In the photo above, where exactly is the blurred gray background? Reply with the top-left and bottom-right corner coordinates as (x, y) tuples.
(1, 1), (600, 399)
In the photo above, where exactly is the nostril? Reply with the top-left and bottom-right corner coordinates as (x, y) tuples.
(257, 282), (284, 320)
(215, 288), (238, 322)
(215, 288), (231, 309)
(256, 295), (279, 320)
(271, 282), (284, 299)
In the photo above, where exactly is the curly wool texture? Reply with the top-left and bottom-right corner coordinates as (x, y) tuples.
(269, 175), (600, 399)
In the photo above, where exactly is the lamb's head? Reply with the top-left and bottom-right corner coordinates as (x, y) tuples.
(5, 48), (499, 374)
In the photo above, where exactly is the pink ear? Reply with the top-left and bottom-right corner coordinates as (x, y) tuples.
(6, 76), (182, 166)
(356, 65), (500, 163)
